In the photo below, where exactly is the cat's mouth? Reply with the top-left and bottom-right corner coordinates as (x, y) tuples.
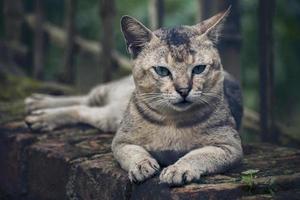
(173, 99), (193, 108)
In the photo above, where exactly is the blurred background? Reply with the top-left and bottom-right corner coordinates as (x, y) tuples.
(0, 0), (299, 147)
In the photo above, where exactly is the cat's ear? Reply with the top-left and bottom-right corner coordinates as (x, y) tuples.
(121, 15), (156, 57)
(194, 6), (231, 43)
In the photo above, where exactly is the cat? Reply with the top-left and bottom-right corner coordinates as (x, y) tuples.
(25, 7), (243, 186)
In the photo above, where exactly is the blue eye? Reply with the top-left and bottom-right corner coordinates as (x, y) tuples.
(192, 65), (206, 75)
(154, 66), (170, 77)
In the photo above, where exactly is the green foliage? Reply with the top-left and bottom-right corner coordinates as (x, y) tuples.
(241, 169), (259, 190)
(240, 0), (300, 142)
(0, 0), (4, 38)
(77, 0), (101, 40)
(240, 0), (259, 111)
(164, 0), (198, 27)
(274, 0), (300, 123)
(45, 44), (65, 81)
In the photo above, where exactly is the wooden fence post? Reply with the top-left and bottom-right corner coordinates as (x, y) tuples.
(258, 0), (277, 143)
(3, 0), (24, 49)
(99, 0), (116, 83)
(3, 0), (26, 75)
(148, 0), (164, 30)
(62, 0), (77, 84)
(197, 0), (241, 80)
(217, 0), (241, 80)
(33, 0), (46, 80)
(197, 0), (215, 21)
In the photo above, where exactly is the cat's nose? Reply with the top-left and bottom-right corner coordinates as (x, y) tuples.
(176, 87), (191, 98)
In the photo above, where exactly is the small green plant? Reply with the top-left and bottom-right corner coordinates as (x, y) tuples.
(241, 169), (260, 191)
(267, 177), (276, 197)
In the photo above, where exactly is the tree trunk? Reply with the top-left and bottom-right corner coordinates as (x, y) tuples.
(62, 0), (77, 84)
(258, 0), (276, 143)
(33, 0), (46, 80)
(148, 0), (164, 30)
(99, 0), (116, 83)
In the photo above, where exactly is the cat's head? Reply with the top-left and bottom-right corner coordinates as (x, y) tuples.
(121, 8), (230, 113)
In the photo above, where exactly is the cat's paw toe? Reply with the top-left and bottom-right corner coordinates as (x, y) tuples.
(25, 110), (57, 132)
(159, 163), (200, 186)
(25, 93), (52, 113)
(31, 93), (51, 100)
(129, 158), (160, 183)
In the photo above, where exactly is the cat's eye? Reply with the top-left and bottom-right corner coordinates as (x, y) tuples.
(153, 66), (170, 77)
(192, 65), (206, 75)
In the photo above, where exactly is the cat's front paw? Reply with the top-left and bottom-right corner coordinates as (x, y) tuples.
(25, 93), (52, 113)
(159, 162), (201, 186)
(129, 158), (160, 183)
(25, 109), (62, 132)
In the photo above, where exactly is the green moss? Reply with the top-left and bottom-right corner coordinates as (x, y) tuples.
(0, 75), (41, 101)
(0, 100), (25, 124)
(0, 73), (76, 124)
(0, 74), (76, 102)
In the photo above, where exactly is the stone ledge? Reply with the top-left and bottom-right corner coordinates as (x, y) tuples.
(1, 119), (300, 200)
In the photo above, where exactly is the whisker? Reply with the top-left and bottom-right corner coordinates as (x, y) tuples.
(139, 96), (162, 102)
(198, 98), (218, 110)
(137, 92), (162, 96)
(201, 92), (223, 100)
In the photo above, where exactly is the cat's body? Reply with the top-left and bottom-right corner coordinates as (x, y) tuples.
(113, 72), (242, 166)
(25, 8), (243, 186)
(25, 75), (134, 132)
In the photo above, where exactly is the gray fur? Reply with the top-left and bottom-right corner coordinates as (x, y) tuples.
(25, 7), (243, 186)
(112, 8), (242, 186)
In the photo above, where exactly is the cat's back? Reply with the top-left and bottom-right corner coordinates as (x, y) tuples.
(107, 75), (135, 103)
(89, 75), (134, 106)
(223, 71), (243, 130)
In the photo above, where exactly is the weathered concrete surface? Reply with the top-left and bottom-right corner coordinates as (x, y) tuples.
(1, 101), (300, 200)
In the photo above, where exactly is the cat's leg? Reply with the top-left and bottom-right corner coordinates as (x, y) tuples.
(25, 105), (87, 131)
(25, 82), (110, 113)
(25, 104), (123, 132)
(25, 94), (88, 113)
(112, 143), (160, 182)
(159, 132), (242, 185)
(77, 103), (124, 132)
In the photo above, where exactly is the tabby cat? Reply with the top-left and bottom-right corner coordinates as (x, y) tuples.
(25, 7), (243, 186)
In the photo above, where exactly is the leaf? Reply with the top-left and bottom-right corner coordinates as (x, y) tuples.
(241, 169), (260, 175)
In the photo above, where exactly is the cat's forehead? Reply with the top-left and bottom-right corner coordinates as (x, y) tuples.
(154, 26), (198, 46)
(152, 26), (201, 63)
